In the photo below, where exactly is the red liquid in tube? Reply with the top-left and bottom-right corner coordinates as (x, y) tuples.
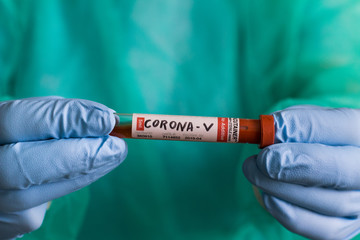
(110, 114), (274, 148)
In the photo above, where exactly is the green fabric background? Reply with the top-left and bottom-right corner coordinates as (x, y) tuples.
(1, 0), (360, 239)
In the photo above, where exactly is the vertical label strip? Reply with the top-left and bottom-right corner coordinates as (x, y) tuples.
(136, 117), (145, 131)
(217, 117), (228, 142)
(227, 118), (239, 143)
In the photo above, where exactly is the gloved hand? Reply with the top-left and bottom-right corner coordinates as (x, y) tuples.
(0, 96), (127, 240)
(243, 106), (360, 240)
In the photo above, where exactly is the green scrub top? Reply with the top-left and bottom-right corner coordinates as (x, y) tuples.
(1, 0), (360, 239)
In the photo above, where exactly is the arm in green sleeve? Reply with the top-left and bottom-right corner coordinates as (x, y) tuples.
(270, 0), (360, 111)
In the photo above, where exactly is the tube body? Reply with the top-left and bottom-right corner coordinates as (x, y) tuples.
(110, 113), (274, 148)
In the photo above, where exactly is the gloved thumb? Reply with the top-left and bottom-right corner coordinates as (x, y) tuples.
(273, 106), (360, 146)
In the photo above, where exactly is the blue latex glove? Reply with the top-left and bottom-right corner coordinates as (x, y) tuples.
(0, 97), (127, 240)
(243, 106), (360, 240)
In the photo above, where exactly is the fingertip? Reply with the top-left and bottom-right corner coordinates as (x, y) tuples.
(111, 136), (128, 164)
(272, 107), (314, 143)
(242, 155), (257, 180)
(102, 108), (117, 135)
(272, 110), (294, 144)
(104, 136), (128, 165)
(257, 145), (283, 179)
(114, 113), (120, 126)
(75, 99), (116, 136)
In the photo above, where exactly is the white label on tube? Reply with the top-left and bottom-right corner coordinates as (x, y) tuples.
(131, 114), (239, 143)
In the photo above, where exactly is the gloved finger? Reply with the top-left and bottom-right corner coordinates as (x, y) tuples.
(263, 193), (360, 240)
(0, 136), (127, 212)
(0, 97), (116, 145)
(0, 203), (47, 240)
(0, 151), (123, 212)
(273, 106), (360, 146)
(243, 156), (360, 217)
(257, 143), (360, 189)
(0, 136), (126, 190)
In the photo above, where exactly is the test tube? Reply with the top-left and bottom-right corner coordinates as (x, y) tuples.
(110, 113), (274, 148)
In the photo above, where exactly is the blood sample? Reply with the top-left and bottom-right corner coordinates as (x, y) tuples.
(110, 113), (274, 148)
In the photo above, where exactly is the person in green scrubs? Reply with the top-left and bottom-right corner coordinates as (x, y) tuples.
(1, 1), (360, 239)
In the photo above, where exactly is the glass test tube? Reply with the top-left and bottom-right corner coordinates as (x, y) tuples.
(110, 113), (274, 148)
